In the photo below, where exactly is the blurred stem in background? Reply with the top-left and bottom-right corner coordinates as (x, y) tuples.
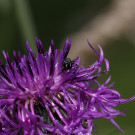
(68, 0), (135, 63)
(0, 0), (11, 13)
(14, 0), (37, 52)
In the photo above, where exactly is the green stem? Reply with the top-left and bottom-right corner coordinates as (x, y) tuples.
(14, 0), (37, 52)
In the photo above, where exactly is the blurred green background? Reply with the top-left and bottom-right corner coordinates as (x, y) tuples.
(0, 0), (135, 134)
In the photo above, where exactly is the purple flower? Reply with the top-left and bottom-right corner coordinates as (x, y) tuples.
(0, 38), (134, 135)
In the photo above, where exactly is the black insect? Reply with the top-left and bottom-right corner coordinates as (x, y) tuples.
(62, 58), (74, 70)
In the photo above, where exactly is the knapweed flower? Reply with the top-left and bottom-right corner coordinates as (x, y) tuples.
(0, 38), (134, 135)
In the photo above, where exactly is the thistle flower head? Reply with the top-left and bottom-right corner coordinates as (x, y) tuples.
(0, 38), (134, 135)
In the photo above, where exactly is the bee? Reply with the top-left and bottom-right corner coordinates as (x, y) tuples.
(62, 58), (74, 70)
